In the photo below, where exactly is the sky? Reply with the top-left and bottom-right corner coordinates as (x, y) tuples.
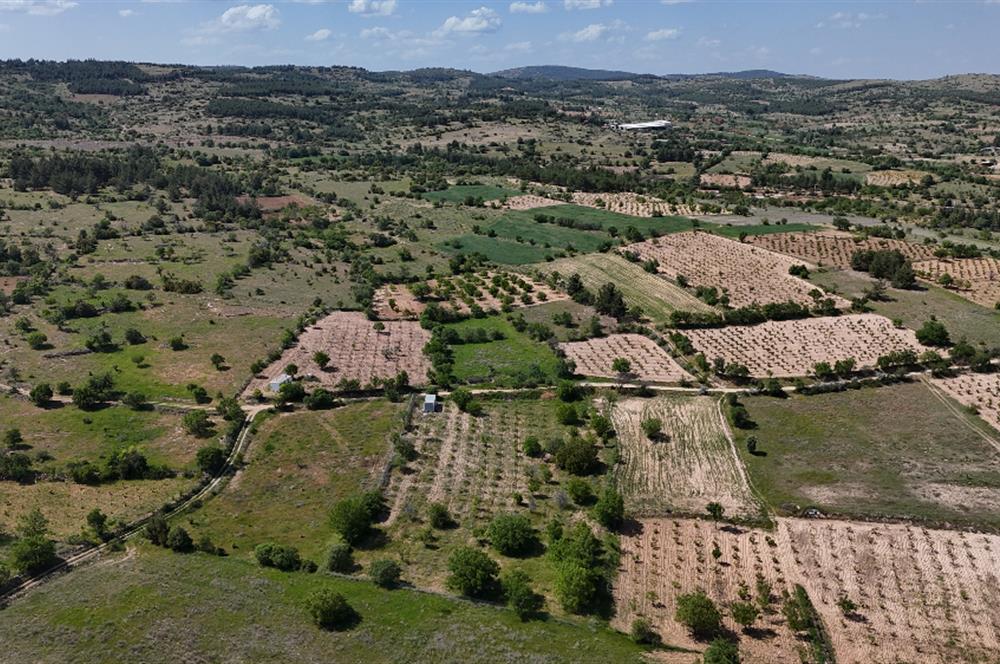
(0, 0), (997, 79)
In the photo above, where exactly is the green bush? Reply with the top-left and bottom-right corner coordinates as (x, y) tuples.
(325, 542), (354, 573)
(306, 589), (358, 630)
(555, 436), (599, 475)
(166, 526), (193, 552)
(486, 513), (537, 557)
(368, 558), (402, 588)
(254, 542), (302, 571)
(446, 546), (499, 598)
(428, 502), (453, 529)
(591, 485), (625, 529)
(675, 591), (722, 639)
(328, 491), (383, 545)
(502, 569), (544, 621)
(565, 478), (594, 505)
(702, 638), (740, 664)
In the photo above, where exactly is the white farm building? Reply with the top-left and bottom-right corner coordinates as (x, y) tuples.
(615, 120), (672, 132)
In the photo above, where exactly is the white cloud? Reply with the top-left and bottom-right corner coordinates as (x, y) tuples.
(347, 0), (396, 17)
(505, 40), (533, 52)
(816, 11), (884, 29)
(305, 27), (331, 41)
(660, 0), (693, 4)
(809, 46), (822, 55)
(696, 36), (719, 47)
(213, 4), (280, 32)
(118, 8), (135, 17)
(646, 27), (678, 41)
(436, 6), (501, 36)
(563, 0), (611, 9)
(562, 22), (606, 41)
(509, 1), (546, 13)
(0, 1), (77, 15)
(360, 25), (391, 39)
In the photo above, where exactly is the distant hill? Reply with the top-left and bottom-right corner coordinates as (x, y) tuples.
(490, 65), (796, 82)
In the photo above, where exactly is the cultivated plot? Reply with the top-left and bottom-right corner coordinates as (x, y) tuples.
(685, 313), (928, 378)
(748, 231), (937, 269)
(538, 253), (714, 322)
(246, 311), (431, 393)
(570, 191), (703, 217)
(611, 396), (760, 517)
(930, 371), (1000, 435)
(561, 334), (693, 383)
(914, 257), (1000, 308)
(624, 231), (839, 308)
(501, 194), (565, 210)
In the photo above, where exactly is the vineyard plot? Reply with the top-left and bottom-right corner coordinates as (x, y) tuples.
(561, 334), (694, 383)
(748, 231), (937, 269)
(914, 258), (1000, 309)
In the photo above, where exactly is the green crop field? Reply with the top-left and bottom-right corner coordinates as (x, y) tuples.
(506, 204), (696, 236)
(731, 380), (1000, 529)
(423, 184), (521, 203)
(0, 545), (647, 664)
(447, 315), (562, 386)
(437, 234), (555, 264)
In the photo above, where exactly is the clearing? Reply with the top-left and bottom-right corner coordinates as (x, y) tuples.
(611, 396), (760, 517)
(684, 313), (928, 378)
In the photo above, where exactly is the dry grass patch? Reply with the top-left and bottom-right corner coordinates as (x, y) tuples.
(748, 231), (937, 269)
(699, 173), (752, 189)
(246, 311), (431, 393)
(685, 314), (928, 378)
(625, 231), (841, 308)
(502, 194), (565, 210)
(561, 334), (693, 383)
(914, 257), (1000, 308)
(611, 396), (760, 517)
(865, 170), (927, 186)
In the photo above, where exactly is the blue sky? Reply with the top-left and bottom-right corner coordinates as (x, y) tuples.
(0, 0), (996, 79)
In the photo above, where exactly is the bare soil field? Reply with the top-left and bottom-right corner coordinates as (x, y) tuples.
(560, 334), (693, 383)
(611, 396), (760, 516)
(865, 169), (928, 186)
(385, 400), (565, 524)
(699, 173), (752, 189)
(570, 192), (702, 217)
(501, 194), (565, 210)
(914, 257), (1000, 308)
(748, 231), (938, 268)
(614, 517), (1000, 664)
(684, 313), (927, 377)
(537, 253), (714, 322)
(245, 311), (431, 393)
(0, 275), (26, 294)
(625, 231), (842, 309)
(372, 271), (566, 320)
(930, 372), (1000, 435)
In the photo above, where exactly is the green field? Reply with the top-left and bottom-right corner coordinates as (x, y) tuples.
(506, 204), (696, 236)
(0, 545), (647, 664)
(486, 216), (609, 253)
(811, 269), (1000, 347)
(448, 315), (562, 386)
(731, 380), (1000, 529)
(535, 253), (714, 322)
(423, 184), (521, 203)
(438, 234), (555, 265)
(186, 400), (404, 562)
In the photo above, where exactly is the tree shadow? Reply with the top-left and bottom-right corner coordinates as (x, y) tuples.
(743, 626), (778, 640)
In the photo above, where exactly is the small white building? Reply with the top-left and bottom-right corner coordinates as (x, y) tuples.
(269, 373), (292, 392)
(423, 394), (437, 414)
(615, 119), (672, 132)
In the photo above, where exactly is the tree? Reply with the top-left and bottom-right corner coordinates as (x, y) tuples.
(675, 591), (722, 639)
(26, 331), (47, 350)
(592, 485), (625, 530)
(502, 569), (544, 620)
(591, 414), (614, 441)
(329, 491), (383, 545)
(428, 502), (453, 529)
(916, 317), (951, 347)
(746, 436), (758, 455)
(10, 509), (57, 575)
(554, 562), (601, 614)
(254, 542), (302, 571)
(285, 363), (299, 377)
(368, 559), (402, 588)
(641, 417), (662, 440)
(702, 638), (740, 664)
(86, 508), (109, 541)
(210, 353), (226, 370)
(195, 445), (226, 475)
(630, 617), (660, 645)
(555, 436), (599, 475)
(167, 525), (193, 552)
(486, 513), (536, 557)
(306, 589), (358, 630)
(313, 351), (330, 369)
(144, 513), (169, 546)
(4, 427), (23, 449)
(446, 546), (499, 598)
(611, 357), (632, 383)
(182, 410), (215, 438)
(706, 502), (725, 524)
(730, 601), (759, 632)
(28, 383), (53, 408)
(325, 542), (354, 573)
(305, 387), (337, 410)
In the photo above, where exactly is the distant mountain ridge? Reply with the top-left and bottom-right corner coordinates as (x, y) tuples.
(491, 65), (797, 82)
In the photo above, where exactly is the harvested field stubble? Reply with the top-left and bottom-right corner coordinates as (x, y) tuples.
(502, 194), (565, 210)
(748, 231), (937, 268)
(560, 334), (694, 383)
(624, 231), (843, 308)
(245, 311), (431, 393)
(611, 396), (760, 516)
(685, 313), (928, 377)
(614, 517), (1000, 664)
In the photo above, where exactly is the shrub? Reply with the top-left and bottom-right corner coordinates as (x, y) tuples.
(254, 542), (302, 571)
(554, 562), (601, 614)
(522, 435), (542, 457)
(641, 417), (662, 439)
(565, 478), (594, 505)
(368, 558), (402, 588)
(122, 392), (148, 410)
(446, 546), (499, 598)
(325, 542), (354, 573)
(730, 601), (759, 631)
(486, 513), (537, 557)
(182, 410), (214, 438)
(702, 638), (740, 664)
(26, 331), (47, 349)
(304, 388), (337, 410)
(630, 617), (660, 644)
(306, 589), (358, 630)
(195, 445), (226, 475)
(554, 437), (599, 475)
(675, 591), (722, 639)
(591, 485), (625, 529)
(9, 535), (58, 575)
(144, 513), (169, 546)
(29, 383), (52, 407)
(166, 526), (193, 552)
(916, 317), (951, 347)
(502, 569), (544, 621)
(428, 502), (453, 529)
(329, 491), (383, 545)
